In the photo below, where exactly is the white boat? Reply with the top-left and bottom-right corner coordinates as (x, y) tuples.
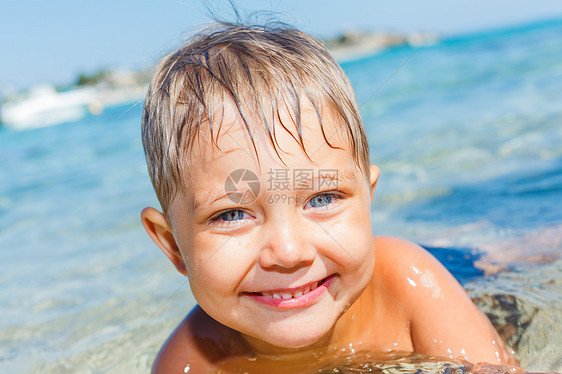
(1, 78), (148, 131)
(0, 84), (98, 130)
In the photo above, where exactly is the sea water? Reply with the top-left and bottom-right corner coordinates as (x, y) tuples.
(1, 18), (561, 373)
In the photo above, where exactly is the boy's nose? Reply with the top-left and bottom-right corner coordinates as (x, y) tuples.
(258, 216), (316, 271)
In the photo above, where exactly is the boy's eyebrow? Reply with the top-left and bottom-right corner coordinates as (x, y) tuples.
(191, 189), (237, 211)
(300, 169), (357, 187)
(310, 169), (357, 184)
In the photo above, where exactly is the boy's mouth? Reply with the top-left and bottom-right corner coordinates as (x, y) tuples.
(245, 275), (332, 299)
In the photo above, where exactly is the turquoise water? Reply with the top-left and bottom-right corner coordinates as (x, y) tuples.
(1, 19), (561, 373)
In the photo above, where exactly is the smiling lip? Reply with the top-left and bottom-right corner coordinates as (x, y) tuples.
(242, 275), (335, 309)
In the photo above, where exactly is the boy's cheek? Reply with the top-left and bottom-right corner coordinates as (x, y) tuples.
(186, 238), (255, 280)
(188, 266), (239, 305)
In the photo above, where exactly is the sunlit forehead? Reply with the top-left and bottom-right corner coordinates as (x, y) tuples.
(196, 94), (353, 167)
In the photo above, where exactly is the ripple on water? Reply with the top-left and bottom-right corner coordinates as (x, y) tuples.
(468, 257), (562, 373)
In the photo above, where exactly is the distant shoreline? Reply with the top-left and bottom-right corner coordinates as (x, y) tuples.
(324, 30), (439, 61)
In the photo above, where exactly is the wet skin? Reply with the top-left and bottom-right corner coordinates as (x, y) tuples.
(141, 98), (519, 373)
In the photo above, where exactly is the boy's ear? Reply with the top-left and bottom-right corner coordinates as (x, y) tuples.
(141, 207), (187, 275)
(369, 165), (380, 200)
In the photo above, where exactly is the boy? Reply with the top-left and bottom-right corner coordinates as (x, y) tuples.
(140, 22), (519, 373)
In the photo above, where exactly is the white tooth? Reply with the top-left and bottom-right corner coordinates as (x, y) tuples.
(303, 286), (310, 294)
(294, 291), (303, 298)
(262, 292), (271, 297)
(312, 282), (319, 289)
(281, 293), (292, 299)
(272, 293), (281, 299)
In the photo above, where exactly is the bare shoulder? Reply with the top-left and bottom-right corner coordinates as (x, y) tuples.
(374, 236), (486, 323)
(373, 236), (449, 296)
(372, 236), (463, 313)
(374, 235), (436, 269)
(373, 236), (474, 310)
(152, 306), (242, 374)
(373, 236), (518, 366)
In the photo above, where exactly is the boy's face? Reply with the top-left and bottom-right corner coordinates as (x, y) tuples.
(152, 97), (379, 350)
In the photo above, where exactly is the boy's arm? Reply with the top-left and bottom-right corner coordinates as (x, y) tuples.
(375, 237), (519, 367)
(152, 312), (207, 374)
(152, 306), (233, 374)
(152, 319), (192, 374)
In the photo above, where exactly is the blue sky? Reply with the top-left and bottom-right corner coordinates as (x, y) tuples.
(2, 0), (562, 91)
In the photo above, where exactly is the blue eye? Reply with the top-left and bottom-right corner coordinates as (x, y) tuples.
(218, 210), (245, 221)
(209, 209), (252, 228)
(307, 194), (335, 208)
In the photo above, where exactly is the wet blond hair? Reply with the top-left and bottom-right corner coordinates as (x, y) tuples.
(142, 21), (369, 216)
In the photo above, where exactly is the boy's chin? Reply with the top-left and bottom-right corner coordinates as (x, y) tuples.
(248, 320), (337, 352)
